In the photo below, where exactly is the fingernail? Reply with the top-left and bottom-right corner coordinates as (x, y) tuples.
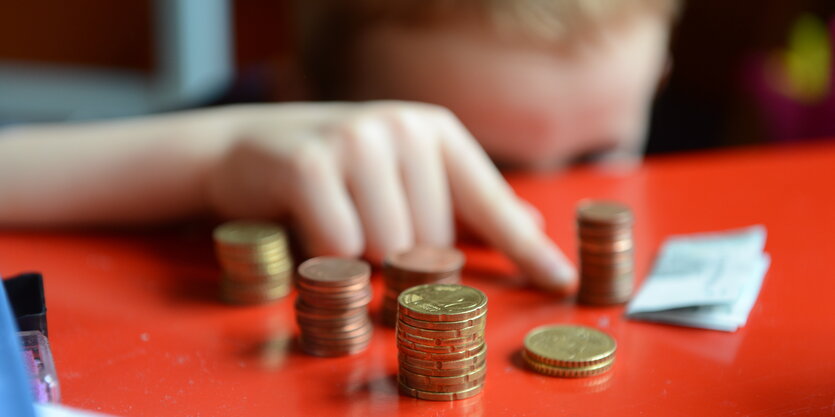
(528, 244), (578, 295)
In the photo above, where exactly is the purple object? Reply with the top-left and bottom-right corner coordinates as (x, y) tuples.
(746, 17), (835, 142)
(20, 330), (60, 403)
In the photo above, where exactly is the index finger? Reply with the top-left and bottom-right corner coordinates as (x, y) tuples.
(435, 111), (578, 294)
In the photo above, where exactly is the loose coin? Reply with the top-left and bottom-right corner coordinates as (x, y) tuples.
(523, 351), (615, 378)
(523, 325), (616, 368)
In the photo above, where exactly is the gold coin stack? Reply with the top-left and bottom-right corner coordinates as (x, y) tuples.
(396, 284), (488, 401)
(522, 325), (616, 377)
(382, 247), (465, 327)
(213, 220), (293, 305)
(576, 200), (634, 305)
(295, 257), (373, 357)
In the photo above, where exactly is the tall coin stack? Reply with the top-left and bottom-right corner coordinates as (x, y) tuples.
(295, 257), (373, 357)
(522, 325), (616, 377)
(576, 200), (635, 305)
(214, 220), (293, 305)
(396, 284), (488, 401)
(382, 247), (465, 326)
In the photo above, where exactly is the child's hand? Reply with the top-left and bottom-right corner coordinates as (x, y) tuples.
(207, 102), (577, 293)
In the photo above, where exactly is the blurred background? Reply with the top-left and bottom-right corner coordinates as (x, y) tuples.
(0, 0), (833, 154)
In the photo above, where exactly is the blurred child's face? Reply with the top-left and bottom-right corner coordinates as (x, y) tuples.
(348, 13), (670, 169)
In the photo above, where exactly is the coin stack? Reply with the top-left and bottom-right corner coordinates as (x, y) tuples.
(396, 284), (488, 401)
(214, 220), (293, 305)
(576, 200), (635, 305)
(522, 325), (616, 377)
(382, 247), (465, 326)
(295, 257), (373, 357)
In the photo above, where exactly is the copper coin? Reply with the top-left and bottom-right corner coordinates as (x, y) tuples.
(298, 288), (373, 309)
(580, 261), (634, 277)
(297, 256), (371, 287)
(297, 315), (370, 333)
(397, 380), (483, 401)
(397, 321), (485, 340)
(577, 226), (632, 240)
(301, 319), (372, 338)
(384, 246), (465, 275)
(296, 279), (369, 295)
(579, 238), (633, 253)
(298, 310), (370, 324)
(398, 311), (487, 331)
(296, 307), (369, 323)
(302, 328), (373, 343)
(298, 287), (372, 303)
(294, 299), (367, 318)
(576, 200), (633, 226)
(577, 293), (632, 306)
(580, 249), (634, 265)
(579, 275), (634, 291)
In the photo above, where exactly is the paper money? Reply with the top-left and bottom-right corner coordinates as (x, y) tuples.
(626, 225), (770, 332)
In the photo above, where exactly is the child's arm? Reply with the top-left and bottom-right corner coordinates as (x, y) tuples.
(0, 102), (577, 293)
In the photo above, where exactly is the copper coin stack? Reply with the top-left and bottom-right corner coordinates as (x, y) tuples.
(396, 284), (488, 401)
(576, 200), (635, 305)
(381, 247), (465, 326)
(295, 257), (373, 357)
(214, 220), (293, 305)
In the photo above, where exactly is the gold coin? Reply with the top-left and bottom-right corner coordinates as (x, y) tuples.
(396, 321), (486, 340)
(398, 284), (487, 322)
(398, 311), (487, 331)
(398, 346), (487, 370)
(214, 220), (286, 246)
(397, 380), (484, 401)
(399, 356), (486, 377)
(523, 351), (614, 378)
(523, 325), (616, 368)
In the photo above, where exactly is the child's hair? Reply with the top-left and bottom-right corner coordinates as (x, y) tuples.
(294, 0), (683, 99)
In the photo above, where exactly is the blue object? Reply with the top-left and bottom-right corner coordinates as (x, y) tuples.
(0, 278), (37, 417)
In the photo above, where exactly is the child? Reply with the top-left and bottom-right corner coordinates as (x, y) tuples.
(0, 0), (680, 295)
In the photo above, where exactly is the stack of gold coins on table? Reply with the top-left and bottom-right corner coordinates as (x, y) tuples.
(295, 257), (373, 357)
(213, 220), (293, 305)
(576, 200), (635, 305)
(381, 247), (465, 326)
(522, 325), (616, 377)
(396, 284), (488, 401)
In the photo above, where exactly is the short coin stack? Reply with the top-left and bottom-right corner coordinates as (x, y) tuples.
(397, 284), (488, 401)
(382, 247), (465, 326)
(576, 200), (635, 305)
(214, 220), (293, 305)
(295, 257), (373, 357)
(522, 325), (616, 377)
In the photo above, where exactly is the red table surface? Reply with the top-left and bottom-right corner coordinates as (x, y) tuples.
(2, 141), (835, 417)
